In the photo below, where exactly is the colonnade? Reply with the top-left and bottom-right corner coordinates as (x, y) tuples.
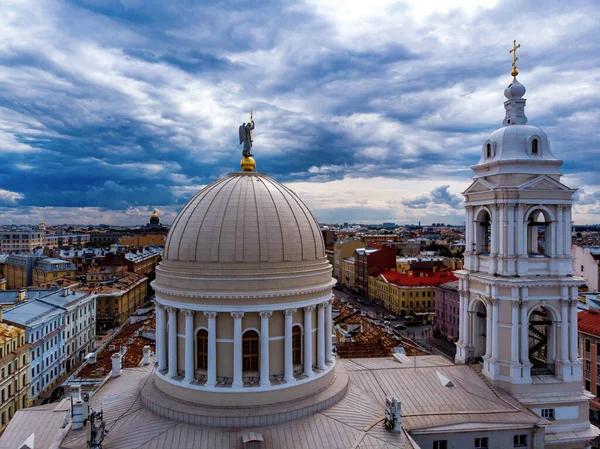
(456, 286), (580, 377)
(155, 300), (334, 389)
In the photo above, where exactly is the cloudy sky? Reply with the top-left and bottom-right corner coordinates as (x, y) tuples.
(1, 0), (599, 226)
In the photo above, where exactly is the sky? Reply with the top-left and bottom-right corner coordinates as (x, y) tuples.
(1, 0), (599, 226)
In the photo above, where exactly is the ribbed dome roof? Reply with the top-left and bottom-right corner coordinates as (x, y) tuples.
(164, 172), (325, 264)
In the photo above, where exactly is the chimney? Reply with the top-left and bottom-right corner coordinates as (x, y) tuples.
(61, 288), (70, 297)
(111, 353), (122, 377)
(18, 289), (26, 302)
(385, 396), (402, 432)
(142, 346), (150, 365)
(72, 393), (89, 431)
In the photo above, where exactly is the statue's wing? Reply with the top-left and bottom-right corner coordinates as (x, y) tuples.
(239, 125), (245, 144)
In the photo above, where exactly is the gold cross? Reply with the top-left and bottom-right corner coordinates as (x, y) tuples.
(249, 110), (253, 143)
(509, 39), (520, 77)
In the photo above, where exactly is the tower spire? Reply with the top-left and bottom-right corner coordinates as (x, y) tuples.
(509, 39), (521, 77)
(503, 41), (527, 126)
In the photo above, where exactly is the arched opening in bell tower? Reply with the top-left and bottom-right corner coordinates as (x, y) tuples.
(474, 209), (491, 255)
(471, 300), (487, 359)
(526, 209), (552, 256)
(528, 306), (556, 376)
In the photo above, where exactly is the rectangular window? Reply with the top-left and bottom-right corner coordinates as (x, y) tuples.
(586, 360), (591, 372)
(586, 380), (591, 391)
(541, 408), (555, 419)
(586, 339), (591, 353)
(513, 434), (527, 447)
(433, 441), (447, 449)
(475, 437), (489, 448)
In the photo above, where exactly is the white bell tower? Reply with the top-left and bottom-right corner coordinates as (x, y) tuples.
(454, 44), (594, 447)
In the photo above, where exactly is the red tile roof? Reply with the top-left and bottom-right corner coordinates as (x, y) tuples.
(375, 270), (457, 287)
(578, 310), (600, 336)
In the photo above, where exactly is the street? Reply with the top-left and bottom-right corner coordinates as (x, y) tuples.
(333, 285), (456, 361)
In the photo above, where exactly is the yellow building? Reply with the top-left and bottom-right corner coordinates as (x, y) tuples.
(119, 234), (166, 247)
(32, 259), (76, 287)
(0, 315), (29, 434)
(333, 239), (364, 279)
(368, 270), (457, 316)
(93, 272), (148, 330)
(359, 234), (400, 243)
(340, 257), (355, 290)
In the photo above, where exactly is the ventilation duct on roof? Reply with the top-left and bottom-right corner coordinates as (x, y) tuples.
(436, 371), (454, 387)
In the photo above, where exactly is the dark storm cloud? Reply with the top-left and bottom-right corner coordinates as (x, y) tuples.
(0, 0), (599, 224)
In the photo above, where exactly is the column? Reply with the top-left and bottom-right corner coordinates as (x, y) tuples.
(520, 290), (529, 365)
(490, 205), (498, 256)
(485, 302), (492, 358)
(498, 204), (505, 257)
(183, 309), (195, 383)
(560, 297), (569, 362)
(564, 206), (572, 256)
(556, 206), (564, 256)
(167, 307), (178, 378)
(204, 312), (218, 387)
(303, 306), (315, 377)
(457, 291), (465, 346)
(465, 207), (473, 253)
(511, 301), (519, 364)
(283, 309), (296, 382)
(325, 301), (333, 364)
(507, 204), (515, 257)
(317, 303), (326, 369)
(569, 300), (578, 362)
(516, 204), (524, 256)
(231, 312), (244, 388)
(491, 299), (499, 360)
(156, 304), (167, 372)
(259, 311), (272, 387)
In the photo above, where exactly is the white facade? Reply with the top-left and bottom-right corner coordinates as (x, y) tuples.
(572, 245), (600, 292)
(455, 74), (598, 447)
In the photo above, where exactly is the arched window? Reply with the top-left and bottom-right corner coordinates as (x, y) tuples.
(292, 325), (302, 365)
(529, 306), (556, 376)
(242, 330), (259, 372)
(531, 138), (539, 154)
(527, 209), (551, 256)
(486, 143), (492, 158)
(196, 329), (208, 370)
(474, 209), (491, 255)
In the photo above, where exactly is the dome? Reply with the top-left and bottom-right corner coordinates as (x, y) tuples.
(150, 210), (160, 225)
(504, 77), (526, 99)
(164, 172), (325, 264)
(473, 125), (562, 179)
(155, 171), (332, 298)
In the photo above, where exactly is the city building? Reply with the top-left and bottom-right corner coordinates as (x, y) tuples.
(31, 258), (76, 286)
(4, 299), (65, 403)
(35, 287), (95, 372)
(340, 256), (355, 289)
(92, 271), (148, 331)
(455, 67), (597, 445)
(354, 245), (396, 298)
(124, 246), (162, 276)
(368, 269), (457, 315)
(87, 231), (125, 246)
(578, 310), (600, 420)
(119, 234), (166, 247)
(434, 280), (459, 341)
(4, 255), (36, 290)
(333, 238), (363, 279)
(0, 231), (47, 253)
(572, 245), (600, 292)
(0, 314), (29, 435)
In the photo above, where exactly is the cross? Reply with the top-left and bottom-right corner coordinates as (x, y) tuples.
(509, 39), (520, 76)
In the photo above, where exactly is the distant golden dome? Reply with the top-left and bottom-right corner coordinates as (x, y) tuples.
(150, 210), (160, 225)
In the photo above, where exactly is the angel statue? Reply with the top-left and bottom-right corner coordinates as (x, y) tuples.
(239, 111), (255, 157)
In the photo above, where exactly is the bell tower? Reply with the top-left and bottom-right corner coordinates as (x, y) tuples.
(453, 44), (594, 446)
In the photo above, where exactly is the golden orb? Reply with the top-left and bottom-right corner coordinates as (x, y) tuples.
(240, 156), (256, 172)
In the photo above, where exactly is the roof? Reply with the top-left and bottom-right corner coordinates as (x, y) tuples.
(4, 300), (63, 327)
(578, 310), (600, 336)
(344, 356), (543, 432)
(375, 270), (457, 287)
(164, 172), (325, 263)
(0, 399), (70, 449)
(0, 289), (54, 304)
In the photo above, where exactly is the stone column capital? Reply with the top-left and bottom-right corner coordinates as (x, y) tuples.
(165, 306), (177, 314)
(511, 300), (520, 309)
(231, 312), (244, 320)
(204, 311), (218, 319)
(318, 302), (328, 309)
(259, 311), (273, 319)
(182, 309), (195, 317)
(304, 305), (316, 313)
(507, 203), (516, 210)
(155, 303), (165, 311)
(489, 298), (499, 306)
(282, 308), (297, 317)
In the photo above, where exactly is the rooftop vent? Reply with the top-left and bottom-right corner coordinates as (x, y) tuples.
(436, 370), (454, 387)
